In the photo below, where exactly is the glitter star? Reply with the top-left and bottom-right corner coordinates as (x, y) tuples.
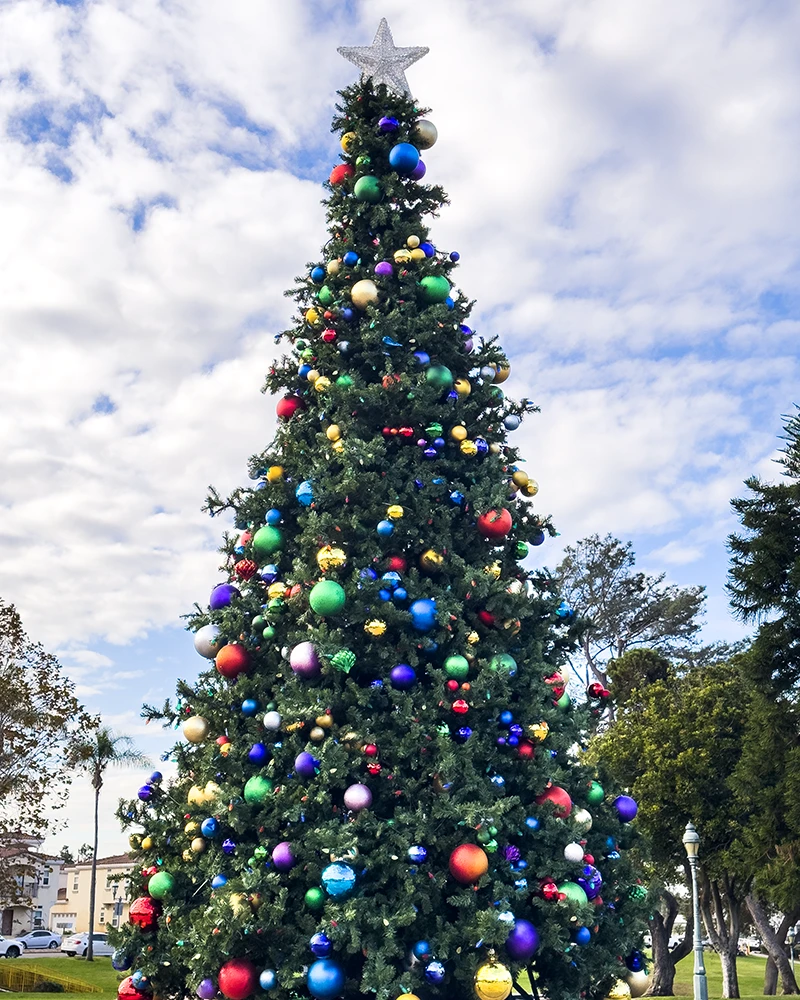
(338, 18), (429, 96)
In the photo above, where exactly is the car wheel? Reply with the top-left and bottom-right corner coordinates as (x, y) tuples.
(64, 952), (75, 958)
(48, 942), (58, 949)
(6, 947), (20, 959)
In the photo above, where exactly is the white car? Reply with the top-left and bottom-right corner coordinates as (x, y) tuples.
(0, 936), (27, 958)
(60, 932), (114, 958)
(16, 929), (61, 950)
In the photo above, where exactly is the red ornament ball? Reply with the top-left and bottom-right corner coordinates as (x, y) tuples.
(218, 958), (259, 1000)
(364, 744), (378, 757)
(535, 785), (573, 818)
(477, 508), (513, 538)
(128, 896), (161, 931)
(276, 395), (305, 420)
(367, 761), (382, 775)
(477, 610), (496, 627)
(117, 978), (148, 1000)
(321, 328), (337, 343)
(517, 740), (535, 760)
(386, 555), (407, 572)
(215, 643), (251, 679)
(540, 880), (559, 901)
(446, 679), (459, 692)
(449, 844), (489, 884)
(329, 163), (354, 186)
(452, 699), (469, 715)
(234, 559), (258, 581)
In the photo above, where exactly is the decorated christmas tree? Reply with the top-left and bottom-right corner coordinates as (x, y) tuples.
(116, 21), (647, 1000)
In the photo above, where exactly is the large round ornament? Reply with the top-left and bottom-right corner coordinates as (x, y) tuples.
(409, 598), (437, 632)
(558, 881), (589, 906)
(605, 982), (632, 1000)
(218, 958), (258, 1000)
(353, 175), (381, 203)
(449, 844), (489, 884)
(307, 959), (345, 1000)
(412, 119), (438, 149)
(128, 896), (161, 931)
(112, 950), (133, 972)
(351, 279), (379, 310)
(182, 716), (210, 744)
(627, 971), (651, 998)
(444, 655), (469, 680)
(425, 364), (454, 390)
(390, 663), (416, 689)
(474, 958), (513, 1000)
(194, 624), (221, 659)
(243, 775), (273, 805)
(272, 841), (296, 872)
(317, 545), (346, 571)
(216, 644), (250, 680)
(477, 509), (513, 538)
(321, 862), (356, 897)
(252, 525), (282, 559)
(419, 275), (451, 304)
(117, 978), (146, 1000)
(147, 871), (174, 899)
(209, 583), (240, 610)
(276, 395), (304, 420)
(388, 142), (420, 174)
(536, 785), (573, 817)
(309, 580), (346, 616)
(614, 795), (639, 822)
(329, 163), (354, 186)
(290, 641), (321, 678)
(505, 919), (540, 962)
(343, 783), (372, 811)
(489, 653), (517, 674)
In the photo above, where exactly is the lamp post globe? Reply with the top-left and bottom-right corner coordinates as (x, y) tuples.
(683, 823), (708, 1000)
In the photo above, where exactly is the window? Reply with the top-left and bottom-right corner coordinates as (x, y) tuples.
(32, 910), (43, 927)
(40, 872), (50, 887)
(99, 909), (105, 924)
(72, 874), (79, 892)
(105, 874), (113, 888)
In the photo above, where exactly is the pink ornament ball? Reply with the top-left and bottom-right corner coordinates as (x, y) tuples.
(290, 641), (321, 678)
(343, 783), (372, 811)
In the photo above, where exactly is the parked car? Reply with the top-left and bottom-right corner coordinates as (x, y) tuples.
(16, 929), (61, 950)
(0, 936), (27, 958)
(60, 932), (114, 958)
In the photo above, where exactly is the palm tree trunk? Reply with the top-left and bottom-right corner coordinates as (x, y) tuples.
(87, 781), (100, 961)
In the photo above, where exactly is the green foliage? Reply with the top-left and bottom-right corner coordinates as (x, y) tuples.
(606, 650), (671, 708)
(115, 80), (647, 1000)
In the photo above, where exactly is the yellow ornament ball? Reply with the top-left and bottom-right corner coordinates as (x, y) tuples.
(219, 741), (232, 756)
(364, 619), (387, 637)
(326, 424), (341, 441)
(467, 630), (480, 645)
(331, 439), (344, 453)
(454, 378), (471, 397)
(387, 504), (404, 520)
(191, 837), (206, 854)
(315, 714), (334, 729)
(511, 470), (529, 488)
(483, 561), (501, 580)
(267, 465), (284, 483)
(183, 822), (199, 836)
(341, 131), (356, 152)
(182, 715), (210, 744)
(314, 376), (331, 393)
(406, 235), (421, 248)
(182, 849), (193, 862)
(410, 247), (426, 261)
(267, 582), (285, 600)
(524, 479), (539, 496)
(305, 307), (320, 326)
(326, 259), (341, 276)
(393, 249), (412, 264)
(493, 364), (511, 384)
(128, 834), (142, 850)
(307, 369), (320, 383)
(351, 279), (379, 310)
(317, 545), (347, 571)
(460, 439), (478, 457)
(489, 443), (502, 455)
(420, 549), (444, 572)
(450, 424), (468, 441)
(605, 981), (632, 1000)
(474, 958), (513, 1000)
(140, 836), (153, 851)
(527, 720), (549, 742)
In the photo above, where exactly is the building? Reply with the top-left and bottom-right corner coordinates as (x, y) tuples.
(49, 855), (132, 935)
(0, 834), (64, 937)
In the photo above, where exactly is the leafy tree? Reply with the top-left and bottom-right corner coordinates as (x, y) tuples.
(605, 649), (670, 707)
(59, 845), (75, 866)
(76, 843), (93, 863)
(69, 727), (149, 960)
(553, 534), (705, 689)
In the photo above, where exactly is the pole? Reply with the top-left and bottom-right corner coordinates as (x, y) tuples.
(688, 855), (709, 1000)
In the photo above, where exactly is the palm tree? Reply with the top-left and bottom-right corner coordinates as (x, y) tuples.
(70, 727), (150, 960)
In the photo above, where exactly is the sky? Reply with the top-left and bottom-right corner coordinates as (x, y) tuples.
(0, 0), (797, 859)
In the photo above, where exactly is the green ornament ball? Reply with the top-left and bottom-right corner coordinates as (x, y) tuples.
(243, 775), (273, 805)
(556, 691), (571, 710)
(147, 871), (175, 899)
(489, 653), (517, 674)
(587, 780), (605, 804)
(252, 525), (283, 559)
(559, 881), (589, 907)
(354, 175), (382, 203)
(444, 655), (469, 680)
(262, 626), (275, 640)
(317, 285), (335, 306)
(309, 579), (346, 616)
(305, 887), (325, 911)
(419, 275), (451, 304)
(515, 541), (529, 559)
(425, 364), (454, 390)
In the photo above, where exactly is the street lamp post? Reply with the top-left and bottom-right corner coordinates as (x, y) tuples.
(788, 926), (796, 972)
(683, 823), (709, 1000)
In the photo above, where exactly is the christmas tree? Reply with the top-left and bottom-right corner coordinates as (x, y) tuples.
(116, 21), (647, 1000)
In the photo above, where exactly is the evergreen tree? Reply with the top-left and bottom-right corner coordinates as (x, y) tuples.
(114, 31), (647, 1000)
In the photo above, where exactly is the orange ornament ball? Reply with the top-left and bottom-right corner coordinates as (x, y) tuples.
(329, 163), (354, 186)
(215, 644), (251, 679)
(449, 843), (489, 884)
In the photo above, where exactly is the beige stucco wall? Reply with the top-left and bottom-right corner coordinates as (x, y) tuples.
(49, 861), (131, 934)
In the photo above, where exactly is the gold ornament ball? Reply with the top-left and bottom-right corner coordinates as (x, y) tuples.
(467, 630), (480, 645)
(489, 443), (502, 454)
(474, 959), (513, 1000)
(341, 131), (356, 152)
(182, 849), (193, 862)
(450, 425), (468, 441)
(413, 119), (438, 149)
(326, 424), (341, 441)
(627, 971), (650, 998)
(393, 248), (412, 263)
(502, 618), (522, 635)
(187, 784), (203, 806)
(460, 439), (478, 456)
(605, 981), (632, 1000)
(267, 465), (284, 482)
(128, 834), (142, 850)
(351, 279), (379, 310)
(326, 259), (341, 276)
(364, 619), (387, 637)
(182, 715), (210, 744)
(454, 378), (472, 397)
(307, 369), (320, 383)
(183, 822), (199, 836)
(331, 439), (344, 453)
(410, 247), (426, 261)
(493, 364), (511, 384)
(140, 836), (153, 851)
(387, 504), (404, 520)
(527, 720), (549, 741)
(314, 376), (331, 393)
(406, 235), (421, 248)
(305, 307), (320, 326)
(420, 548), (444, 572)
(511, 470), (529, 488)
(315, 714), (333, 729)
(310, 726), (326, 743)
(317, 545), (347, 571)
(191, 837), (206, 854)
(483, 561), (501, 580)
(523, 480), (539, 497)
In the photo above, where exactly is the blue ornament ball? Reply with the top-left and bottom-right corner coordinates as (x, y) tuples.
(381, 571), (401, 590)
(408, 845), (428, 864)
(200, 817), (218, 838)
(425, 961), (446, 984)
(296, 481), (314, 506)
(626, 950), (645, 972)
(393, 587), (408, 603)
(266, 508), (282, 525)
(420, 242), (435, 257)
(342, 251), (359, 266)
(390, 663), (416, 690)
(307, 959), (345, 1000)
(450, 251), (460, 261)
(574, 927), (591, 946)
(504, 415), (521, 430)
(310, 266), (325, 284)
(530, 529), (546, 546)
(241, 698), (259, 716)
(412, 940), (431, 960)
(111, 950), (132, 972)
(454, 726), (472, 743)
(248, 742), (269, 764)
(499, 711), (514, 725)
(378, 116), (399, 132)
(321, 862), (356, 898)
(137, 785), (153, 802)
(409, 597), (437, 632)
(413, 351), (431, 366)
(388, 142), (420, 174)
(260, 564), (279, 583)
(376, 519), (394, 537)
(148, 771), (162, 784)
(131, 972), (150, 991)
(310, 932), (332, 957)
(259, 970), (277, 991)
(222, 838), (236, 854)
(211, 873), (228, 889)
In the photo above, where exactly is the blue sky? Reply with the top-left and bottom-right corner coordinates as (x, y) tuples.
(0, 0), (797, 854)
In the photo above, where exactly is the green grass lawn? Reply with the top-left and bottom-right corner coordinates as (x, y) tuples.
(669, 951), (776, 999)
(8, 955), (122, 998)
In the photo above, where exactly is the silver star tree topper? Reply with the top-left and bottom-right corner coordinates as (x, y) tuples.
(338, 18), (429, 96)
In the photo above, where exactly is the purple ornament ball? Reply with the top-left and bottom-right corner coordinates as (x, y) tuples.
(374, 261), (393, 276)
(272, 841), (296, 871)
(390, 663), (416, 689)
(410, 159), (426, 180)
(378, 116), (399, 132)
(295, 751), (320, 779)
(290, 641), (321, 678)
(343, 783), (372, 811)
(506, 919), (540, 962)
(137, 785), (153, 802)
(463, 339), (474, 353)
(209, 583), (240, 611)
(196, 979), (216, 1000)
(614, 795), (638, 822)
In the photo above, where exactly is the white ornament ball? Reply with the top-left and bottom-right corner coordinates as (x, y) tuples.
(627, 971), (650, 998)
(182, 715), (210, 744)
(193, 624), (221, 659)
(563, 842), (585, 863)
(573, 808), (593, 832)
(263, 711), (282, 731)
